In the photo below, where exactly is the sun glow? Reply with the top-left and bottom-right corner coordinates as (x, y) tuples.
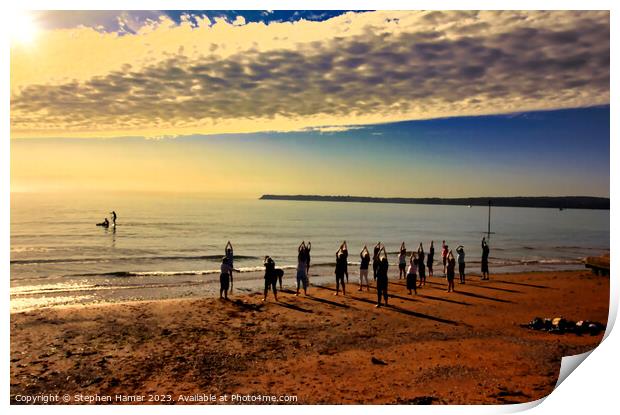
(9, 10), (39, 45)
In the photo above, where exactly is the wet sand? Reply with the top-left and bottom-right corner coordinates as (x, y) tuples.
(10, 269), (608, 404)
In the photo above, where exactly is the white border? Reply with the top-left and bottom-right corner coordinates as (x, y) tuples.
(2, 1), (616, 414)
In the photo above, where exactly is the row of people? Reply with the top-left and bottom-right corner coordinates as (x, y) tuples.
(220, 238), (491, 304)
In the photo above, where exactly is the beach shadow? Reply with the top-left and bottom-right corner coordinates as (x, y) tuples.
(231, 299), (265, 312)
(429, 287), (514, 304)
(408, 278), (522, 294)
(463, 283), (522, 294)
(492, 280), (550, 289)
(417, 294), (472, 306)
(347, 295), (461, 326)
(303, 295), (350, 309)
(311, 284), (352, 296)
(387, 293), (423, 303)
(386, 304), (462, 326)
(274, 301), (313, 314)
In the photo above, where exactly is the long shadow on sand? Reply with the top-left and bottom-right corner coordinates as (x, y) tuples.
(461, 283), (522, 294)
(350, 296), (462, 326)
(390, 282), (472, 306)
(304, 295), (351, 309)
(285, 287), (352, 309)
(427, 286), (514, 303)
(274, 301), (314, 313)
(492, 279), (550, 289)
(311, 284), (465, 325)
(387, 292), (423, 303)
(418, 293), (473, 306)
(422, 279), (522, 294)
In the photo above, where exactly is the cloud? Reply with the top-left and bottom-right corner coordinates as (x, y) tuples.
(11, 11), (609, 138)
(303, 126), (366, 133)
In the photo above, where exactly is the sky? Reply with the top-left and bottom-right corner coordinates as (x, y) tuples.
(9, 10), (610, 197)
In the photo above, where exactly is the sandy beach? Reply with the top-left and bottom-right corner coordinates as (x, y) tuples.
(10, 268), (608, 405)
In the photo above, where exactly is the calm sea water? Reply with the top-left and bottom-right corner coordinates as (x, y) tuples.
(10, 192), (609, 311)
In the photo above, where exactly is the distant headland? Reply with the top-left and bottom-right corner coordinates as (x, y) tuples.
(259, 195), (610, 210)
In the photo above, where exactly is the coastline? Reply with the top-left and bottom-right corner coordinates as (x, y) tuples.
(10, 262), (590, 313)
(10, 269), (608, 404)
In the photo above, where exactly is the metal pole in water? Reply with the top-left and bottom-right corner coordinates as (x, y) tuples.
(487, 200), (491, 241)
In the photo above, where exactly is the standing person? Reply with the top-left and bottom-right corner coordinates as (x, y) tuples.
(296, 242), (309, 296)
(110, 211), (117, 227)
(427, 241), (435, 277)
(398, 242), (407, 280)
(481, 237), (490, 280)
(359, 245), (371, 291)
(376, 247), (389, 307)
(456, 245), (466, 284)
(417, 243), (426, 287)
(220, 257), (238, 300)
(334, 249), (347, 296)
(372, 242), (381, 281)
(446, 250), (456, 292)
(340, 241), (349, 282)
(441, 241), (449, 277)
(224, 241), (234, 290)
(306, 241), (312, 274)
(263, 256), (278, 302)
(406, 252), (418, 295)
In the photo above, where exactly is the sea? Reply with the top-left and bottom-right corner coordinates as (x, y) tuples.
(10, 192), (609, 312)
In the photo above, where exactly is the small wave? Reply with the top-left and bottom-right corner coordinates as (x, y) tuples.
(65, 264), (299, 279)
(11, 246), (56, 253)
(10, 254), (261, 265)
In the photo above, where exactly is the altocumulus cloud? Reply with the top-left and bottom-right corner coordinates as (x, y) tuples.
(10, 10), (609, 138)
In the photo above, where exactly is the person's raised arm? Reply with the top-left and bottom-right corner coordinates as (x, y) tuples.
(307, 242), (311, 252)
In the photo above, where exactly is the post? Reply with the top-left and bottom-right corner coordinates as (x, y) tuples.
(487, 200), (491, 241)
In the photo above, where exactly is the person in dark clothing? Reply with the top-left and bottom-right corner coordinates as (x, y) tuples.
(406, 252), (418, 295)
(372, 242), (381, 281)
(359, 245), (371, 291)
(263, 256), (278, 302)
(376, 248), (389, 307)
(339, 241), (349, 282)
(481, 237), (490, 280)
(96, 218), (109, 228)
(334, 250), (347, 296)
(446, 250), (456, 292)
(296, 241), (309, 296)
(220, 257), (238, 300)
(456, 245), (466, 284)
(417, 243), (426, 287)
(224, 241), (234, 290)
(427, 241), (435, 277)
(110, 211), (117, 226)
